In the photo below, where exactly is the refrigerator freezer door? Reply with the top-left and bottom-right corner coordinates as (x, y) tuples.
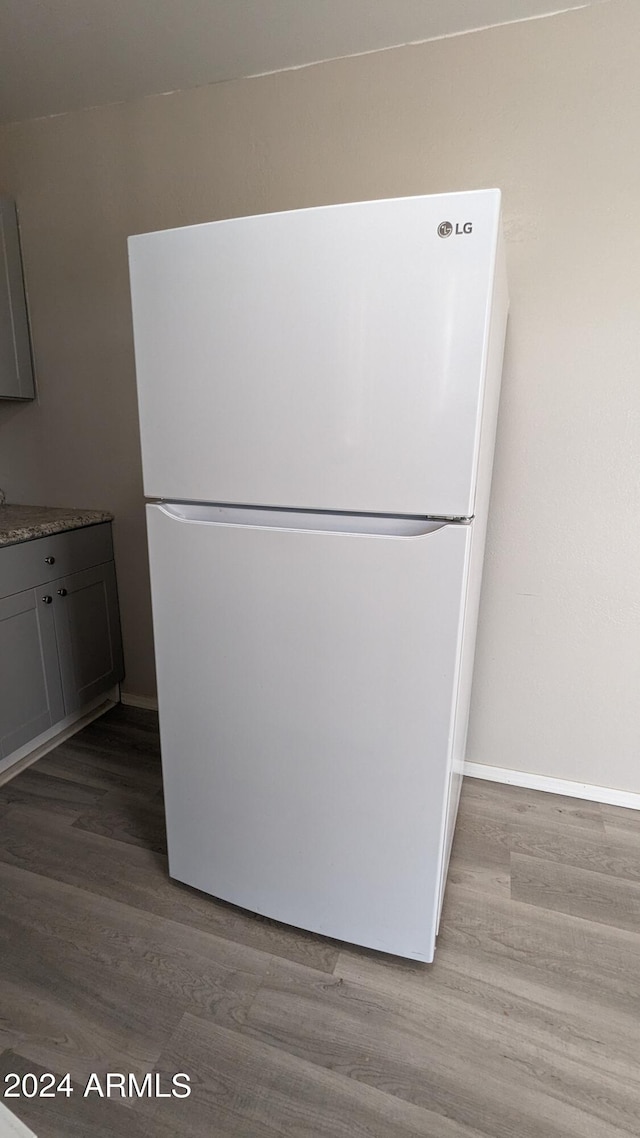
(147, 503), (472, 961)
(130, 191), (501, 517)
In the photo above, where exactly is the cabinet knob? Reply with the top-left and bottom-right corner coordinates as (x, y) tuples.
(41, 595), (52, 604)
(57, 588), (67, 597)
(44, 556), (55, 565)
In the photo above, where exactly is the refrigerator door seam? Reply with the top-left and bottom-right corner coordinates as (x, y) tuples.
(152, 502), (464, 539)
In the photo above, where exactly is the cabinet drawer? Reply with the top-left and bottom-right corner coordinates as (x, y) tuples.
(0, 523), (114, 597)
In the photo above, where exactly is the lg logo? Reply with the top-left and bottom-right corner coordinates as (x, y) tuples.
(437, 221), (473, 238)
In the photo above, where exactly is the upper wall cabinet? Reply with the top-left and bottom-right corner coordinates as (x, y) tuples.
(0, 197), (35, 400)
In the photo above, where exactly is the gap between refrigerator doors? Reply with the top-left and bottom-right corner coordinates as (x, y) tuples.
(153, 502), (471, 538)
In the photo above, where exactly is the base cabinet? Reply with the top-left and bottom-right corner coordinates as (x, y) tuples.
(0, 588), (64, 757)
(53, 562), (124, 714)
(0, 523), (124, 763)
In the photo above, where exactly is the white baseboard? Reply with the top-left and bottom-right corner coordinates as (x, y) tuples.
(1, 1100), (38, 1136)
(464, 761), (640, 812)
(120, 692), (159, 711)
(0, 691), (118, 788)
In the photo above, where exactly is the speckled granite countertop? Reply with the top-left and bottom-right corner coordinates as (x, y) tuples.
(0, 504), (114, 548)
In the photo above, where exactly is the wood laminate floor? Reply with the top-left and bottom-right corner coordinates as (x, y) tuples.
(1, 705), (639, 1137)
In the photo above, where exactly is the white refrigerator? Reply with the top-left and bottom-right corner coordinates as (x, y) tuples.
(128, 190), (508, 962)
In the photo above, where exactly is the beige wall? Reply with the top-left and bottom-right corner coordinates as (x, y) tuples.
(1, 0), (638, 789)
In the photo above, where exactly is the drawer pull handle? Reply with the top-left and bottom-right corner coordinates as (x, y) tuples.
(44, 556), (55, 565)
(57, 588), (67, 597)
(41, 595), (52, 604)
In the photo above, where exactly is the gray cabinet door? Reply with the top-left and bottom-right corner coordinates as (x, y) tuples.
(0, 588), (64, 757)
(53, 561), (125, 714)
(0, 197), (35, 400)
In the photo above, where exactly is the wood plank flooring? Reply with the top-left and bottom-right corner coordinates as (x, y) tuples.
(1, 705), (640, 1137)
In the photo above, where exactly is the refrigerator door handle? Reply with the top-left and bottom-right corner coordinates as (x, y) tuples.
(153, 501), (452, 539)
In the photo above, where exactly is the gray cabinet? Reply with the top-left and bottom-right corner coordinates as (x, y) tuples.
(0, 523), (124, 764)
(52, 561), (124, 714)
(0, 196), (35, 400)
(0, 588), (64, 757)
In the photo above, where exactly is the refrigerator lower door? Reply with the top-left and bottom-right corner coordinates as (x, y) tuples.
(147, 503), (472, 962)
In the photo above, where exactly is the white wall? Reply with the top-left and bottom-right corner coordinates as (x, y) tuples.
(0, 0), (638, 789)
